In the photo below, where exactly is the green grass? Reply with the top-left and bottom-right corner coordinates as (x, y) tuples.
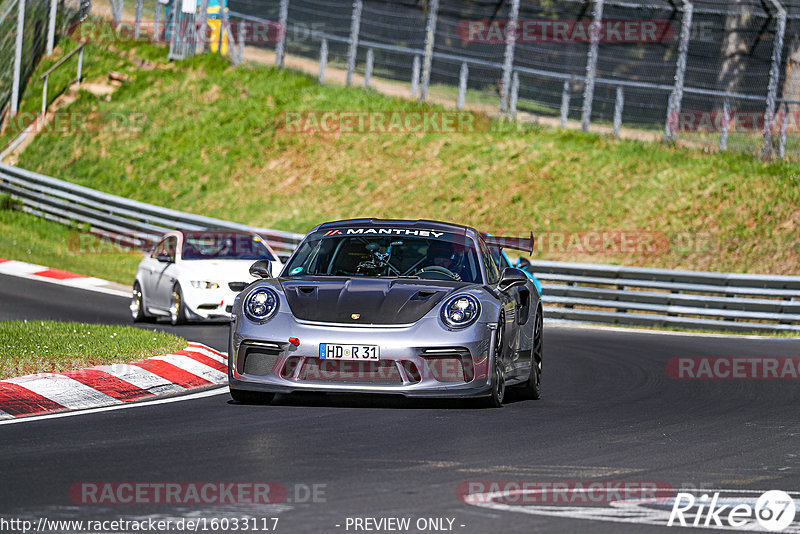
(0, 320), (185, 378)
(6, 37), (800, 276)
(0, 208), (145, 284)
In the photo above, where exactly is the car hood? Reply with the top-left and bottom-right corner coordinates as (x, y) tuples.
(279, 277), (472, 325)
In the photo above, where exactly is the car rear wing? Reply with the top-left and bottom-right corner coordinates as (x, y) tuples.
(483, 232), (534, 255)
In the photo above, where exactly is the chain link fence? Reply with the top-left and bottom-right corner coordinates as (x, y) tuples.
(0, 0), (88, 123)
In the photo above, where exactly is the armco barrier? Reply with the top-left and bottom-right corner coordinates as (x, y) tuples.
(0, 163), (304, 254)
(1, 162), (798, 333)
(533, 260), (800, 333)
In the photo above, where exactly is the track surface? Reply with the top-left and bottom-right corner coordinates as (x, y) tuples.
(1, 273), (799, 533)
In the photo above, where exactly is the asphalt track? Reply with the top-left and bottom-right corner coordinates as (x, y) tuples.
(1, 272), (799, 533)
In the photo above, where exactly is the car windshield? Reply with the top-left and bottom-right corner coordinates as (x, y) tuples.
(283, 230), (483, 283)
(181, 232), (275, 261)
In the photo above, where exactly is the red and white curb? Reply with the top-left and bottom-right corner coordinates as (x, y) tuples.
(0, 342), (228, 420)
(0, 258), (129, 297)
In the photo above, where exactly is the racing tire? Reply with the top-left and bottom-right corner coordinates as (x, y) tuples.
(131, 282), (146, 323)
(230, 388), (275, 405)
(169, 284), (187, 325)
(484, 315), (506, 408)
(520, 306), (543, 400)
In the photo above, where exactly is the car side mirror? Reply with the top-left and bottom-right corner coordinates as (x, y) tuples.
(250, 259), (272, 278)
(155, 253), (172, 263)
(498, 267), (528, 291)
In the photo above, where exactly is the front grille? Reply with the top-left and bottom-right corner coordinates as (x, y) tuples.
(229, 282), (248, 292)
(240, 343), (282, 376)
(420, 347), (474, 383)
(297, 359), (403, 384)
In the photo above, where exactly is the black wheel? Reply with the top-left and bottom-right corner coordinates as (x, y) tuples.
(130, 281), (145, 322)
(520, 306), (543, 400)
(484, 315), (506, 408)
(230, 388), (275, 404)
(169, 284), (187, 325)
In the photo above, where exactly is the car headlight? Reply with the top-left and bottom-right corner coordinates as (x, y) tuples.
(441, 294), (480, 329)
(190, 281), (219, 289)
(244, 288), (279, 322)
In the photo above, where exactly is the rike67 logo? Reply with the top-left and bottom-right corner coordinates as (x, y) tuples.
(669, 490), (796, 532)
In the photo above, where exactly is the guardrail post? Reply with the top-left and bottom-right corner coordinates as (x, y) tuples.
(665, 0), (693, 142)
(41, 75), (49, 118)
(761, 1), (786, 160)
(134, 0), (143, 39)
(274, 0), (289, 67)
(613, 86), (624, 136)
(318, 38), (328, 83)
(499, 0), (519, 114)
(419, 0), (439, 101)
(581, 0), (604, 131)
(364, 48), (373, 88)
(778, 102), (788, 159)
(411, 55), (420, 98)
(47, 0), (57, 55)
(719, 98), (730, 151)
(76, 46), (84, 86)
(560, 80), (570, 128)
(457, 62), (468, 110)
(10, 0), (25, 116)
(234, 22), (245, 65)
(509, 71), (519, 119)
(345, 0), (363, 87)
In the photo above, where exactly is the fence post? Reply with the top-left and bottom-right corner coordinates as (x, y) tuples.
(364, 48), (373, 88)
(581, 0), (604, 131)
(235, 22), (245, 65)
(457, 62), (468, 110)
(47, 0), (57, 55)
(154, 0), (161, 41)
(10, 0), (25, 116)
(112, 0), (123, 24)
(719, 98), (730, 151)
(41, 75), (48, 118)
(613, 86), (624, 136)
(665, 0), (693, 141)
(778, 102), (788, 159)
(345, 0), (363, 87)
(196, 0), (208, 52)
(411, 55), (420, 98)
(218, 0), (230, 57)
(274, 0), (289, 67)
(76, 45), (84, 86)
(419, 0), (439, 101)
(509, 71), (519, 119)
(318, 38), (328, 83)
(761, 1), (786, 160)
(135, 0), (143, 40)
(499, 0), (519, 114)
(560, 80), (570, 128)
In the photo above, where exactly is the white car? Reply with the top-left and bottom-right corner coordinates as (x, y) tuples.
(131, 230), (283, 324)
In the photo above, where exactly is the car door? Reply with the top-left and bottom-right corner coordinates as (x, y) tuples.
(478, 240), (519, 379)
(151, 235), (178, 310)
(139, 238), (168, 303)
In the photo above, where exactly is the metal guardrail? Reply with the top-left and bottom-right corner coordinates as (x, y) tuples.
(0, 163), (304, 254)
(1, 162), (798, 333)
(532, 260), (800, 333)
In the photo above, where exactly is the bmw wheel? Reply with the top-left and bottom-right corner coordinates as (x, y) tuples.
(130, 282), (145, 322)
(170, 284), (187, 325)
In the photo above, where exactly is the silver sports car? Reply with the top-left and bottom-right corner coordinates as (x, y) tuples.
(228, 219), (543, 407)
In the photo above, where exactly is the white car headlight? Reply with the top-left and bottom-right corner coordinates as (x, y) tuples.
(244, 288), (279, 322)
(190, 281), (220, 289)
(441, 294), (480, 329)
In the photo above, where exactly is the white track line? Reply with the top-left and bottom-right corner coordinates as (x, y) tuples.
(545, 320), (800, 340)
(0, 386), (230, 426)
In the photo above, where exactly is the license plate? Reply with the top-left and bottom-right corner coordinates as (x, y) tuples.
(319, 343), (379, 361)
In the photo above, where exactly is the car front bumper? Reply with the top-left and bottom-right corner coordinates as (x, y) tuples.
(229, 313), (498, 398)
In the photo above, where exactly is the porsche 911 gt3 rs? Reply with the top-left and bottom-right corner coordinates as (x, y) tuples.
(228, 219), (543, 407)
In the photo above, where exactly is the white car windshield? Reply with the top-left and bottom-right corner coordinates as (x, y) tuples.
(181, 232), (275, 261)
(283, 232), (482, 283)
